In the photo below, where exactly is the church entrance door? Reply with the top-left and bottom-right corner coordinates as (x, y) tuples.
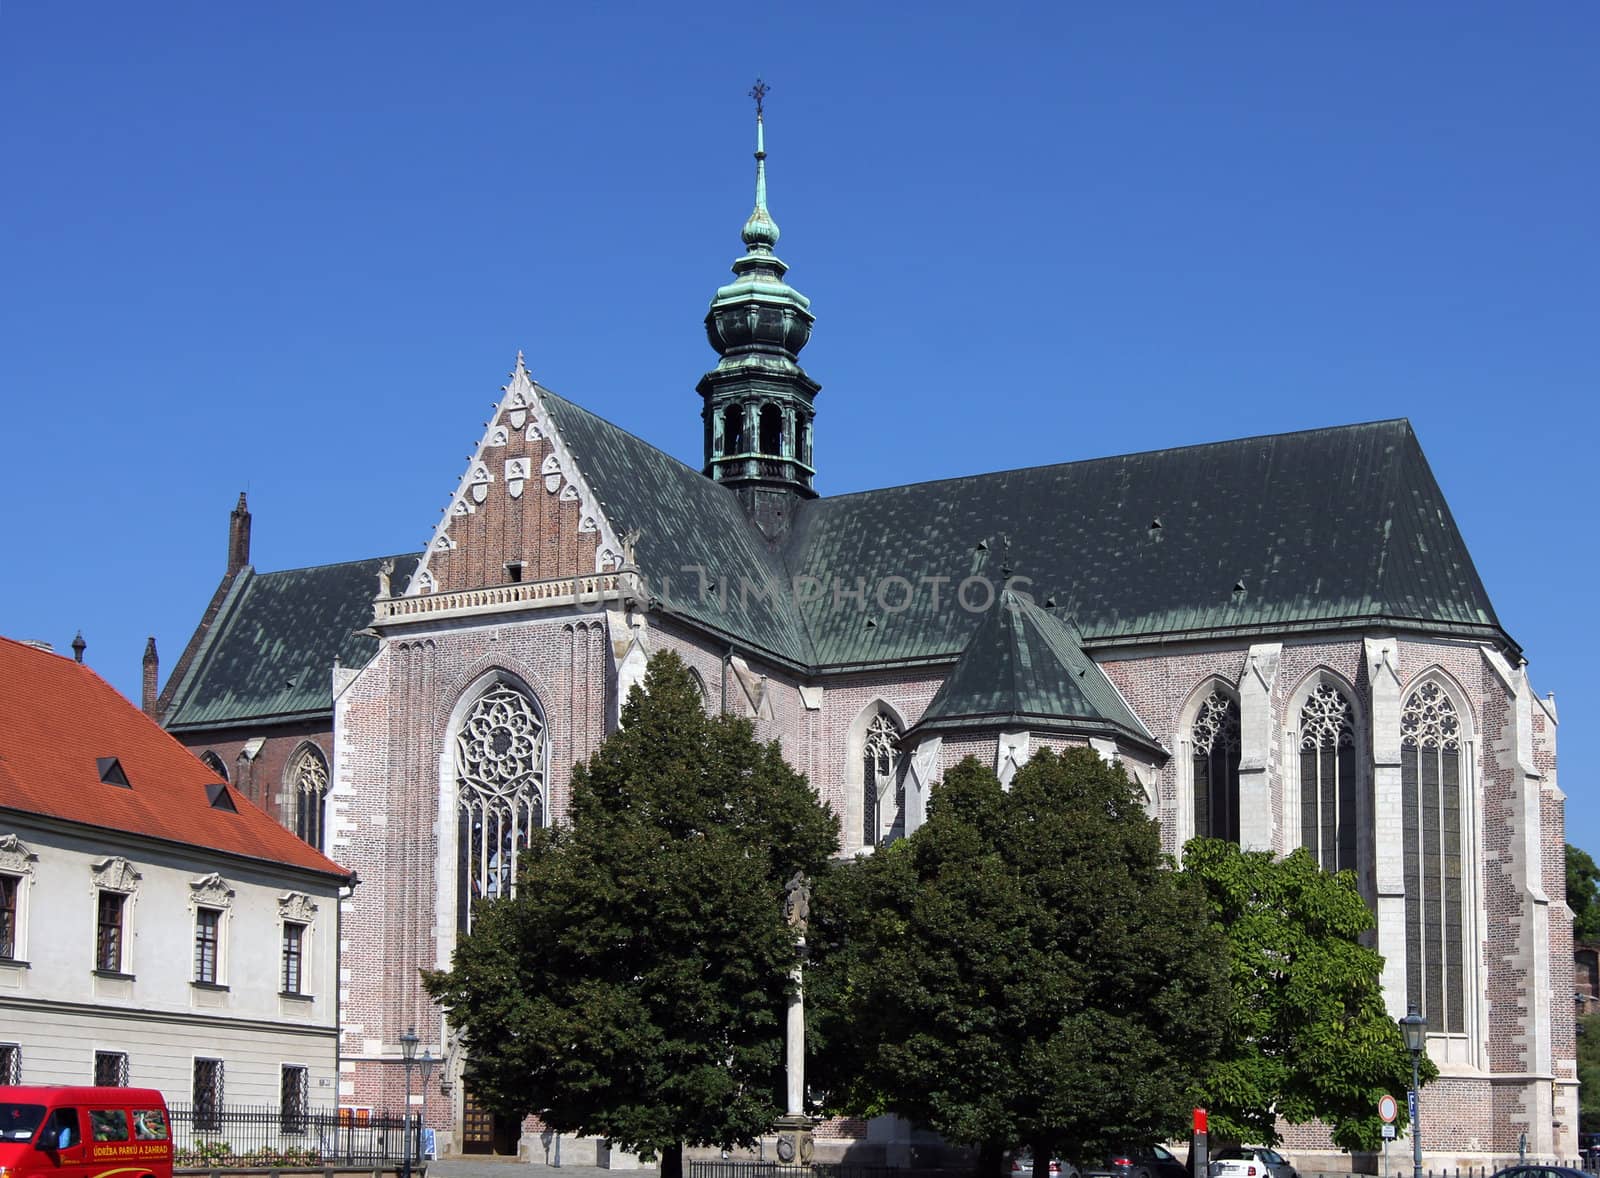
(461, 1086), (518, 1155)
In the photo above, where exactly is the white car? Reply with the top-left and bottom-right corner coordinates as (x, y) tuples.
(1209, 1146), (1297, 1178)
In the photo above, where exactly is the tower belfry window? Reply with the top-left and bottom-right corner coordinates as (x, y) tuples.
(722, 406), (745, 456)
(455, 682), (546, 932)
(759, 404), (783, 455)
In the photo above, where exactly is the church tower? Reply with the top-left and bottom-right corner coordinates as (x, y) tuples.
(699, 81), (820, 541)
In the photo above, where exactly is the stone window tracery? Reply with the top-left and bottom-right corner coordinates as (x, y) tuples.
(1191, 690), (1241, 843)
(1401, 681), (1466, 1034)
(1299, 684), (1357, 874)
(287, 745), (329, 851)
(862, 713), (902, 847)
(455, 682), (545, 932)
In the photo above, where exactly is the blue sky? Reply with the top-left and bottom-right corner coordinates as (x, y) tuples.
(4, 4), (1597, 847)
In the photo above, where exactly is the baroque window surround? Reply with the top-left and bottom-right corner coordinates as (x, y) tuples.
(278, 892), (317, 998)
(0, 834), (37, 964)
(189, 873), (234, 989)
(91, 857), (141, 976)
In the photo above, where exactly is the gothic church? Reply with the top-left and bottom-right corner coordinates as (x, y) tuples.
(157, 101), (1571, 1166)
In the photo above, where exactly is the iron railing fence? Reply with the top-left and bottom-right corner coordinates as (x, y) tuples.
(689, 1164), (972, 1178)
(167, 1102), (419, 1168)
(692, 1164), (1596, 1178)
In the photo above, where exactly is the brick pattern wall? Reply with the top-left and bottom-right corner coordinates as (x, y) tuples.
(426, 426), (603, 593)
(335, 614), (612, 1116)
(176, 722), (331, 832)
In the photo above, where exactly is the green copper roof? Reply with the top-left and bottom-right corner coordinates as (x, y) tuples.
(164, 415), (1509, 741)
(163, 554), (418, 730)
(538, 389), (816, 666)
(783, 418), (1504, 667)
(913, 587), (1160, 753)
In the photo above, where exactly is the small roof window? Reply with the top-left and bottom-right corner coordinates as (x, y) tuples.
(206, 782), (237, 812)
(96, 757), (131, 788)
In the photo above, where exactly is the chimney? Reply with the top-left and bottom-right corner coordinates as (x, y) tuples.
(71, 631), (87, 663)
(142, 637), (159, 717)
(227, 492), (252, 575)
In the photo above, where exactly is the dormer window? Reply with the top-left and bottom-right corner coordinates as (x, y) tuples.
(96, 757), (130, 788)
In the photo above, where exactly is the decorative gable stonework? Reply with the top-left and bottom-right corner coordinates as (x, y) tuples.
(408, 356), (625, 597)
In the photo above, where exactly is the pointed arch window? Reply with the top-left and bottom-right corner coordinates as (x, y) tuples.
(287, 745), (329, 851)
(1191, 690), (1241, 843)
(198, 751), (229, 782)
(1401, 681), (1465, 1034)
(455, 682), (545, 932)
(1299, 684), (1357, 873)
(863, 714), (902, 847)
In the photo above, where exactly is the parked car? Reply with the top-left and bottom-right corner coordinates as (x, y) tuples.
(1208, 1146), (1297, 1178)
(1011, 1150), (1080, 1178)
(1083, 1144), (1188, 1178)
(1488, 1168), (1587, 1178)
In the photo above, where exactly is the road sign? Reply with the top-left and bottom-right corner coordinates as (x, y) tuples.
(1408, 1090), (1418, 1122)
(1382, 1126), (1396, 1140)
(1379, 1094), (1398, 1123)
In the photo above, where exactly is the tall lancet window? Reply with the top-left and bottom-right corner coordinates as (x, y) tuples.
(1191, 691), (1241, 843)
(455, 682), (545, 932)
(1401, 682), (1465, 1034)
(287, 745), (329, 851)
(862, 714), (902, 847)
(1299, 684), (1357, 873)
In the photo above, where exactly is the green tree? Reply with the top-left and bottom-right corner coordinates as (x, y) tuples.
(1577, 1013), (1600, 1134)
(809, 750), (1230, 1178)
(1182, 839), (1432, 1151)
(1567, 845), (1600, 941)
(422, 652), (837, 1178)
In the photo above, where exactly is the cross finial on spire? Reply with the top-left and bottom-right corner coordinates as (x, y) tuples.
(750, 78), (769, 119)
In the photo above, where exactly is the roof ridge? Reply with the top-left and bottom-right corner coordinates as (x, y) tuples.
(252, 551), (419, 578)
(811, 417), (1416, 505)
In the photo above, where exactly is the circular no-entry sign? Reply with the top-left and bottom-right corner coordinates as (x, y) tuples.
(1378, 1094), (1398, 1123)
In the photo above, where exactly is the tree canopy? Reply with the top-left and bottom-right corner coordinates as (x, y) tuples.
(809, 750), (1229, 1175)
(422, 652), (838, 1178)
(1568, 844), (1600, 942)
(1182, 839), (1431, 1151)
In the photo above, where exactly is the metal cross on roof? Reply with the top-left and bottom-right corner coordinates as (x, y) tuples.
(750, 78), (769, 117)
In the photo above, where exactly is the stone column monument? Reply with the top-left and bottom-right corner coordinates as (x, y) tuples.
(775, 870), (814, 1166)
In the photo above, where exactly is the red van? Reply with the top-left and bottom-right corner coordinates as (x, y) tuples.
(0, 1086), (173, 1178)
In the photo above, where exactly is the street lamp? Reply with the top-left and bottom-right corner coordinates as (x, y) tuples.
(418, 1049), (435, 1164)
(1398, 1004), (1427, 1178)
(400, 1027), (419, 1178)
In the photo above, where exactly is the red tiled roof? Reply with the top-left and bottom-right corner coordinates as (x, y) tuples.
(0, 636), (347, 879)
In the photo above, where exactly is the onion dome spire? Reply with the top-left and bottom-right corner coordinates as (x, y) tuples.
(743, 81), (779, 252)
(699, 81), (822, 538)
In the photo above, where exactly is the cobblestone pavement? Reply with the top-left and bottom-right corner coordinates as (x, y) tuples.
(428, 1160), (656, 1178)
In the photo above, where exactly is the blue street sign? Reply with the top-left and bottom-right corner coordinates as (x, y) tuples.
(1408, 1090), (1418, 1122)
